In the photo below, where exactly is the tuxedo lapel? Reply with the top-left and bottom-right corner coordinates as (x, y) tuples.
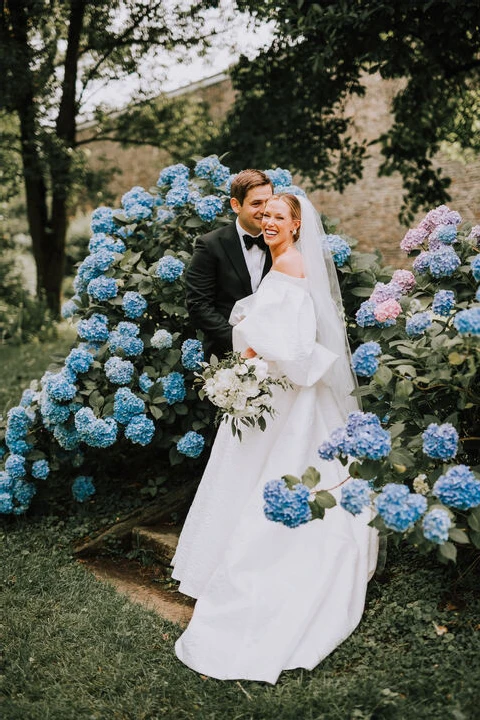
(262, 249), (272, 278)
(219, 224), (253, 295)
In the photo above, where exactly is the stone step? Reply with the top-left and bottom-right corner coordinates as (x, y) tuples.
(131, 525), (181, 565)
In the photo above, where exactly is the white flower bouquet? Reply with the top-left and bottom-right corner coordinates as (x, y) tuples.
(196, 352), (291, 439)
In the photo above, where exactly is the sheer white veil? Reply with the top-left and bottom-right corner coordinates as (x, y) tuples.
(296, 195), (359, 418)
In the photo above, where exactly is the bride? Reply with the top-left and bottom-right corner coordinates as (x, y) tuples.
(171, 193), (378, 684)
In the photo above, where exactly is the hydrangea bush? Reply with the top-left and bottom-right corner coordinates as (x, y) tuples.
(266, 207), (480, 562)
(2, 157), (379, 515)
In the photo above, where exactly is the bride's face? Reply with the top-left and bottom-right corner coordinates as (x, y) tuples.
(262, 199), (300, 247)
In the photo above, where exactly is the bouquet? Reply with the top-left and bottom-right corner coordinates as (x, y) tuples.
(196, 352), (291, 439)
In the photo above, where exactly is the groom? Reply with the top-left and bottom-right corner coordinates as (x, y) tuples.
(186, 169), (274, 359)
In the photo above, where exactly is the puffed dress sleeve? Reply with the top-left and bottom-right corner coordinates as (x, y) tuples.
(230, 272), (338, 387)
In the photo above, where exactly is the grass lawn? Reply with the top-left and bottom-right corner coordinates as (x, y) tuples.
(1, 335), (480, 719)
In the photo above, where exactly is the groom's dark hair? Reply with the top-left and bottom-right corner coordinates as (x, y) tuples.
(230, 169), (273, 205)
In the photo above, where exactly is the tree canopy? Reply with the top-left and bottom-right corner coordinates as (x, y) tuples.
(0, 0), (222, 313)
(221, 0), (480, 222)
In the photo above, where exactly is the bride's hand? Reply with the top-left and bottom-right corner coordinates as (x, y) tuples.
(241, 347), (257, 359)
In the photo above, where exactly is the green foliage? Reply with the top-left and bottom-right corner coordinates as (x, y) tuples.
(224, 0), (480, 221)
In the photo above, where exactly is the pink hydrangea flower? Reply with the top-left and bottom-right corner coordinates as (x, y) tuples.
(374, 299), (402, 323)
(421, 205), (450, 232)
(392, 270), (416, 293)
(400, 227), (428, 253)
(444, 210), (462, 225)
(370, 281), (402, 303)
(467, 225), (480, 240)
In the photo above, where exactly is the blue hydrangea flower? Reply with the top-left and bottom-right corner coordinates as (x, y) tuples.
(0, 446), (6, 460)
(40, 396), (71, 427)
(78, 313), (109, 342)
(44, 372), (77, 402)
(113, 387), (145, 424)
(122, 291), (148, 319)
(431, 224), (457, 244)
(177, 431), (205, 458)
(74, 250), (116, 293)
(5, 454), (27, 479)
(88, 232), (126, 254)
(471, 256), (480, 282)
(116, 321), (140, 336)
(108, 330), (144, 357)
(433, 465), (480, 510)
(181, 338), (204, 371)
(157, 163), (190, 187)
(0, 492), (13, 514)
(195, 195), (224, 222)
(165, 178), (190, 207)
(156, 256), (185, 282)
(87, 276), (118, 301)
(194, 156), (231, 187)
(65, 347), (94, 375)
(272, 184), (307, 197)
(375, 483), (427, 532)
(432, 290), (455, 316)
(61, 296), (81, 319)
(13, 479), (37, 506)
(266, 168), (292, 188)
(90, 206), (115, 234)
(7, 406), (34, 435)
(151, 329), (173, 350)
(138, 373), (154, 393)
(355, 301), (377, 327)
(351, 342), (381, 377)
(124, 415), (155, 445)
(428, 246), (461, 278)
(31, 459), (50, 480)
(412, 251), (431, 274)
(422, 423), (458, 461)
(5, 436), (32, 456)
(406, 312), (432, 337)
(263, 478), (312, 528)
(104, 357), (134, 385)
(422, 509), (451, 544)
(340, 479), (372, 515)
(19, 389), (37, 407)
(121, 186), (154, 220)
(160, 372), (186, 405)
(53, 423), (81, 450)
(318, 412), (391, 461)
(453, 307), (480, 335)
(0, 470), (12, 489)
(74, 409), (118, 448)
(156, 208), (175, 224)
(72, 475), (96, 502)
(326, 235), (351, 267)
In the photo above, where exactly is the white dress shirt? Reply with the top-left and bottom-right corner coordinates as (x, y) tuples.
(236, 218), (266, 293)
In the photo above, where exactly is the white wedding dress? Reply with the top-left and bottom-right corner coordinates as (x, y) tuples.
(171, 270), (378, 684)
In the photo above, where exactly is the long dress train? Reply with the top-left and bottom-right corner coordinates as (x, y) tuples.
(171, 271), (378, 684)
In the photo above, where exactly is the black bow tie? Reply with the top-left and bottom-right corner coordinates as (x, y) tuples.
(243, 233), (267, 252)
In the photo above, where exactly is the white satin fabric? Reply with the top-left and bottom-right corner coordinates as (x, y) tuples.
(172, 271), (378, 684)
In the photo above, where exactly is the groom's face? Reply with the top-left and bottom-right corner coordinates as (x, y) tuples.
(231, 184), (273, 235)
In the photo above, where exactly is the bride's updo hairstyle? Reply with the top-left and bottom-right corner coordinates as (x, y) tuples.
(265, 193), (301, 241)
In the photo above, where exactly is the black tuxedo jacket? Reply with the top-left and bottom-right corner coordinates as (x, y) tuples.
(186, 222), (272, 359)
